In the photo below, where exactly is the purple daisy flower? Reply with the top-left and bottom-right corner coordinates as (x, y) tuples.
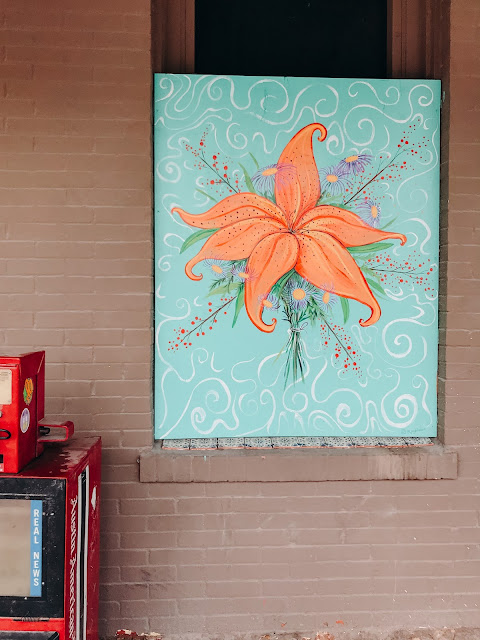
(204, 258), (229, 277)
(285, 278), (316, 311)
(259, 291), (280, 310)
(251, 163), (297, 195)
(339, 153), (373, 176)
(356, 198), (382, 228)
(318, 164), (351, 196)
(231, 262), (256, 283)
(313, 284), (338, 313)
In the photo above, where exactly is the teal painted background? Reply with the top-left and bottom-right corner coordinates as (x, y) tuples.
(154, 74), (440, 439)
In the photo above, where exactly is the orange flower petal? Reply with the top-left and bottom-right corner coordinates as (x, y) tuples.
(244, 232), (299, 332)
(276, 123), (327, 227)
(298, 205), (407, 247)
(172, 193), (287, 229)
(185, 218), (285, 281)
(296, 231), (381, 326)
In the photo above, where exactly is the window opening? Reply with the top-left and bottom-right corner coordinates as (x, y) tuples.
(195, 0), (387, 78)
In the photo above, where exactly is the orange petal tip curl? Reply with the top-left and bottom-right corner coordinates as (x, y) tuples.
(317, 124), (328, 142)
(258, 316), (277, 333)
(185, 260), (203, 281)
(359, 306), (381, 327)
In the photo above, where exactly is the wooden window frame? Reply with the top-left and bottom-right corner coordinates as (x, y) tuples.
(152, 0), (447, 80)
(152, 0), (195, 74)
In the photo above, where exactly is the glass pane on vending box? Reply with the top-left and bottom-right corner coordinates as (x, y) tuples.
(0, 499), (42, 597)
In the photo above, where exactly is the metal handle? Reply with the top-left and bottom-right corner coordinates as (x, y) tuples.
(38, 420), (74, 442)
(0, 429), (11, 440)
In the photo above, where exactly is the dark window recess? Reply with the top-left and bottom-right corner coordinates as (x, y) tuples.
(195, 0), (387, 78)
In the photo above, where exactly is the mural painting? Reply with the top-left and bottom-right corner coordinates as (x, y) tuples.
(154, 75), (440, 440)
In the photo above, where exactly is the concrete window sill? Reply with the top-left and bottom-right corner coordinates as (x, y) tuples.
(139, 442), (458, 482)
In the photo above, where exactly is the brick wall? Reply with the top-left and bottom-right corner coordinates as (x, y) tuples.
(0, 1), (479, 638)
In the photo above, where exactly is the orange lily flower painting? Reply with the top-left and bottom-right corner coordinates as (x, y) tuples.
(154, 75), (440, 441)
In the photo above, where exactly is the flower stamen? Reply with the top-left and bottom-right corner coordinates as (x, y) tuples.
(292, 288), (306, 300)
(262, 167), (277, 176)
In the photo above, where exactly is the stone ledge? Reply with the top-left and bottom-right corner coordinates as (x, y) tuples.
(107, 628), (478, 640)
(139, 442), (458, 482)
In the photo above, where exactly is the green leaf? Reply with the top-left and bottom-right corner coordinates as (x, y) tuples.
(348, 242), (394, 255)
(248, 152), (259, 170)
(209, 282), (241, 296)
(271, 269), (295, 297)
(232, 286), (245, 327)
(306, 300), (321, 325)
(361, 265), (380, 281)
(180, 228), (218, 254)
(381, 217), (398, 231)
(319, 194), (344, 206)
(238, 163), (257, 194)
(366, 277), (386, 297)
(209, 277), (228, 291)
(340, 297), (350, 324)
(196, 188), (218, 203)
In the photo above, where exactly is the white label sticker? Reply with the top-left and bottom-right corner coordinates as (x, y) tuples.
(0, 369), (12, 405)
(20, 408), (30, 434)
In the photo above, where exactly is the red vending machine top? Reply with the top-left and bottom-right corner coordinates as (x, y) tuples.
(0, 351), (73, 474)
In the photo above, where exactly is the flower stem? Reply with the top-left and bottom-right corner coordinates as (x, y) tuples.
(279, 306), (307, 386)
(344, 150), (405, 206)
(321, 313), (353, 362)
(200, 152), (239, 194)
(182, 298), (235, 341)
(370, 267), (430, 276)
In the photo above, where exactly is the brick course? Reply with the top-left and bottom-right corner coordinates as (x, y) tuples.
(0, 0), (479, 638)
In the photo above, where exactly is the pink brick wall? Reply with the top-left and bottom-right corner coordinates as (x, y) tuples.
(0, 0), (479, 638)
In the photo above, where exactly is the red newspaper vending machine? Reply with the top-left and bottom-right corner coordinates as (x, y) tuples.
(0, 352), (101, 640)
